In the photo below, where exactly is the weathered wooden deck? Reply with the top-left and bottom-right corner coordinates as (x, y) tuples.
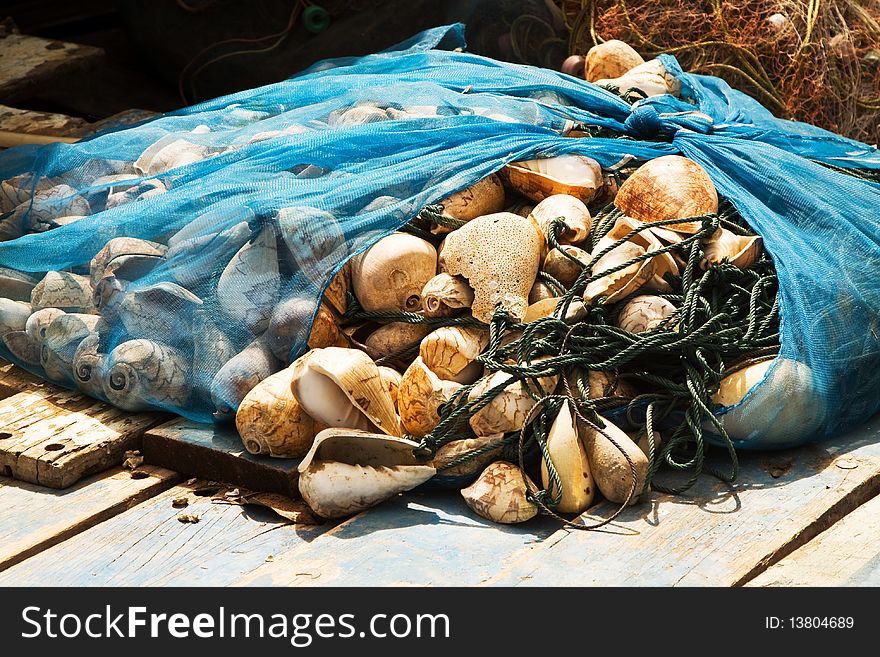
(1, 360), (878, 587)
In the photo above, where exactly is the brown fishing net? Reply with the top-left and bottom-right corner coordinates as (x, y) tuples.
(552, 0), (880, 145)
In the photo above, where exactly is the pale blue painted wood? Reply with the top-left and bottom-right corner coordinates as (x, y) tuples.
(0, 466), (179, 571)
(237, 492), (562, 586)
(487, 417), (880, 586)
(0, 479), (329, 586)
(238, 418), (880, 587)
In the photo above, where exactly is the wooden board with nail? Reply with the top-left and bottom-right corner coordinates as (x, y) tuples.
(0, 478), (330, 586)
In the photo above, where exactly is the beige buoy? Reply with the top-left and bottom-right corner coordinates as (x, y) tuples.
(541, 402), (595, 514)
(419, 326), (488, 384)
(615, 155), (718, 233)
(439, 212), (543, 323)
(580, 417), (648, 504)
(236, 367), (317, 458)
(501, 156), (603, 204)
(461, 461), (538, 524)
(585, 40), (645, 82)
(350, 233), (437, 313)
(397, 356), (463, 437)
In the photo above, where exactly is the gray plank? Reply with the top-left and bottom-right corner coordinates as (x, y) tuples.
(0, 478), (329, 586)
(236, 492), (562, 587)
(0, 465), (180, 571)
(237, 417), (880, 587)
(485, 418), (880, 586)
(746, 493), (880, 587)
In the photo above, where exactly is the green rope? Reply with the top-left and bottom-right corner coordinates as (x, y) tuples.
(408, 204), (778, 513)
(348, 193), (779, 525)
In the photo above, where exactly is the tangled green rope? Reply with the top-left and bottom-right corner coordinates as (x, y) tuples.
(347, 195), (780, 526)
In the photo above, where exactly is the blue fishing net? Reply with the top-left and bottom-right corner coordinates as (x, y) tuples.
(0, 24), (878, 449)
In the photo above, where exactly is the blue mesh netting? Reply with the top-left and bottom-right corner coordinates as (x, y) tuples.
(0, 24), (878, 447)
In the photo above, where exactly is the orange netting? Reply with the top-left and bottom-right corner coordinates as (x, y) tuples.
(553, 0), (879, 145)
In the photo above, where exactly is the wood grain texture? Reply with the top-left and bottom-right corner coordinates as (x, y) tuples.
(0, 34), (103, 103)
(143, 419), (300, 497)
(235, 492), (562, 587)
(483, 418), (880, 587)
(0, 465), (179, 572)
(0, 386), (168, 488)
(746, 493), (880, 587)
(237, 417), (880, 587)
(0, 361), (49, 400)
(0, 479), (330, 586)
(0, 104), (89, 136)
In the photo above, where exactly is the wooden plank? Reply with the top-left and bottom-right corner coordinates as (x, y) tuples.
(746, 494), (880, 587)
(481, 418), (880, 587)
(0, 386), (168, 488)
(0, 479), (330, 586)
(0, 465), (179, 572)
(236, 417), (880, 587)
(0, 34), (104, 103)
(0, 361), (48, 400)
(143, 419), (300, 497)
(0, 104), (90, 139)
(236, 492), (562, 587)
(0, 105), (158, 147)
